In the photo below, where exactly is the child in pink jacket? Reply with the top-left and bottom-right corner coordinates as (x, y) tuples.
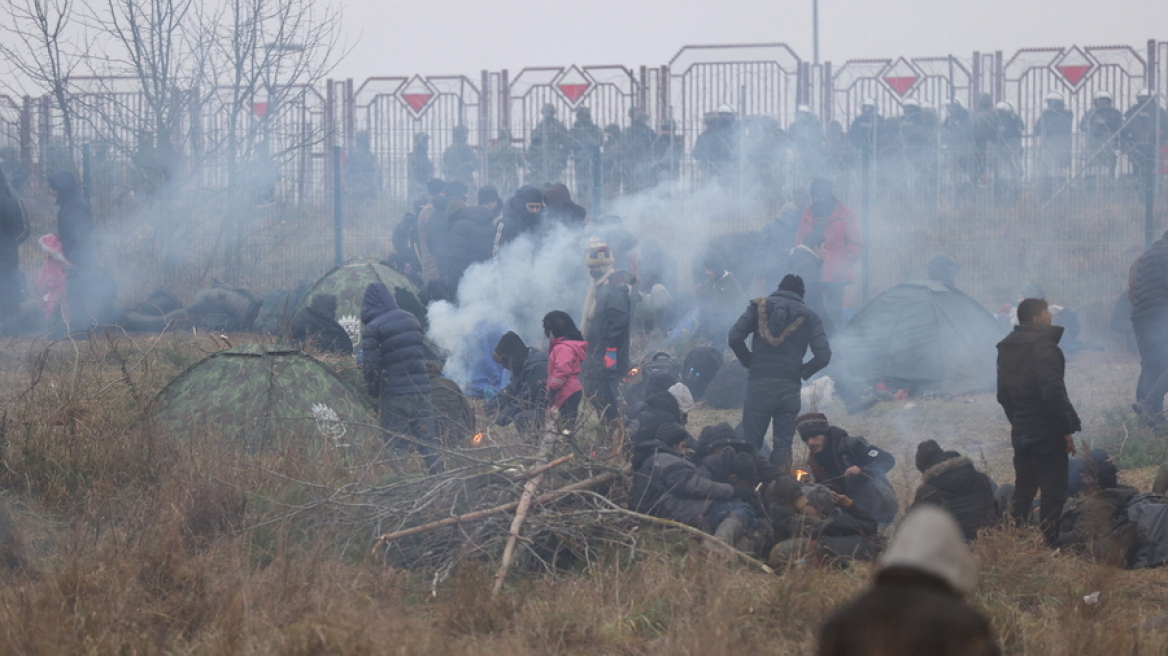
(542, 310), (588, 430)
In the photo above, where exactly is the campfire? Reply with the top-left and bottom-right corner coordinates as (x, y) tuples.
(472, 432), (484, 445)
(795, 469), (810, 483)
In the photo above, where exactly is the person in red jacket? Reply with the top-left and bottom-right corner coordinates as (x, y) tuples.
(795, 179), (862, 328)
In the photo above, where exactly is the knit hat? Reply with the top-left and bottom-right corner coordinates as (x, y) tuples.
(778, 274), (805, 299)
(804, 484), (836, 515)
(656, 422), (690, 447)
(796, 412), (830, 441)
(584, 239), (615, 268)
(915, 439), (946, 473)
(493, 331), (528, 368)
(881, 506), (978, 594)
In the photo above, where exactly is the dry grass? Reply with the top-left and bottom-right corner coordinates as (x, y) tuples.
(0, 332), (1167, 655)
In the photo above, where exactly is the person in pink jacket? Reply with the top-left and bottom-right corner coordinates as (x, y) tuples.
(795, 178), (862, 327)
(543, 310), (588, 432)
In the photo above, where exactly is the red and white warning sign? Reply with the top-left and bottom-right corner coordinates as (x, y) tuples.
(555, 66), (594, 105)
(882, 58), (921, 97)
(399, 76), (436, 116)
(1053, 46), (1094, 88)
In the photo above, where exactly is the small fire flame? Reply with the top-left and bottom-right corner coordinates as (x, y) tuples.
(795, 469), (810, 483)
(625, 367), (640, 382)
(472, 433), (484, 445)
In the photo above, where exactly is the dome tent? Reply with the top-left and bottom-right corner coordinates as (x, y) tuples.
(834, 280), (1003, 396)
(292, 259), (428, 343)
(148, 344), (379, 449)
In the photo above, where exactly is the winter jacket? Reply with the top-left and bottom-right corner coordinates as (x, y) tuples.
(446, 205), (498, 288)
(360, 282), (430, 399)
(1057, 485), (1139, 554)
(996, 323), (1081, 447)
(416, 201), (451, 285)
(287, 297), (353, 356)
(1128, 234), (1168, 320)
(583, 279), (631, 380)
(542, 183), (586, 227)
(786, 245), (832, 334)
(547, 336), (587, 409)
(809, 427), (898, 524)
(728, 289), (831, 382)
(494, 186), (544, 255)
(628, 388), (683, 444)
(186, 280), (264, 331)
(496, 347), (548, 431)
(55, 188), (94, 270)
(0, 189), (26, 260)
(911, 452), (998, 541)
(629, 440), (735, 528)
(795, 200), (861, 283)
(693, 424), (780, 484)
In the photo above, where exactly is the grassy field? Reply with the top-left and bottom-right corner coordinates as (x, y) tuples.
(0, 332), (1167, 655)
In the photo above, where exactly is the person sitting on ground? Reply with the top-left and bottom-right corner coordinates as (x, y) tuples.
(767, 482), (882, 568)
(186, 278), (265, 332)
(287, 293), (353, 355)
(693, 422), (780, 486)
(491, 331), (549, 433)
(1067, 448), (1116, 497)
(628, 371), (685, 445)
(543, 310), (588, 432)
(797, 413), (898, 525)
(816, 506), (1001, 656)
(629, 422), (761, 547)
(1056, 453), (1139, 564)
(911, 439), (999, 542)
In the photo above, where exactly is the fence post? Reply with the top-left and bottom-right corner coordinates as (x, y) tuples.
(19, 97), (33, 173)
(861, 145), (871, 304)
(333, 145), (343, 266)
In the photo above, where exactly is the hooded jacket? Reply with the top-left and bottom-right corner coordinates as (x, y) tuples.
(494, 186), (544, 254)
(795, 199), (861, 284)
(911, 449), (998, 541)
(446, 204), (499, 288)
(996, 323), (1080, 446)
(728, 289), (831, 382)
(288, 294), (353, 355)
(629, 440), (735, 528)
(1128, 233), (1168, 320)
(583, 276), (631, 379)
(542, 183), (586, 227)
(360, 282), (430, 398)
(547, 336), (587, 409)
(496, 347), (549, 430)
(629, 387), (684, 444)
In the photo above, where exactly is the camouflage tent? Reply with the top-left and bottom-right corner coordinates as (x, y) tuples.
(293, 260), (427, 342)
(148, 344), (379, 449)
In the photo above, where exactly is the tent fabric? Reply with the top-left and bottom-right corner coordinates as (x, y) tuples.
(835, 280), (1002, 396)
(149, 343), (379, 449)
(294, 259), (426, 332)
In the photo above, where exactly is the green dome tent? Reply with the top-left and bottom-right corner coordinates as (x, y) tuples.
(294, 259), (427, 332)
(834, 280), (1004, 396)
(148, 344), (380, 449)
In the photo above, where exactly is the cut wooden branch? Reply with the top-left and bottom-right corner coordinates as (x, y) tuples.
(492, 427), (561, 595)
(371, 471), (618, 551)
(507, 455), (573, 483)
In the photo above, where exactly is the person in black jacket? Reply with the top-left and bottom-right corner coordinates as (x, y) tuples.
(1129, 230), (1168, 416)
(628, 371), (685, 445)
(581, 240), (632, 434)
(360, 281), (442, 473)
(797, 413), (898, 525)
(911, 439), (998, 542)
(493, 185), (544, 255)
(996, 297), (1080, 545)
(287, 293), (353, 355)
(49, 171), (96, 330)
(542, 182), (586, 228)
(491, 331), (549, 433)
(0, 170), (27, 331)
(446, 186), (502, 290)
(729, 274), (831, 467)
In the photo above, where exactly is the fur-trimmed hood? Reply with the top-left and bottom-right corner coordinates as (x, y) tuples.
(921, 455), (973, 484)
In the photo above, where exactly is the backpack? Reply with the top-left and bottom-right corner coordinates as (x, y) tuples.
(623, 352), (681, 406)
(702, 360), (749, 409)
(682, 346), (723, 400)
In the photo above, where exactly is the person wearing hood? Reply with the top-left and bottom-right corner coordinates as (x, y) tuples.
(628, 371), (686, 445)
(817, 506), (1000, 656)
(797, 413), (898, 525)
(491, 331), (549, 433)
(543, 310), (587, 431)
(629, 422), (760, 546)
(446, 185), (502, 290)
(996, 297), (1080, 545)
(287, 293), (353, 355)
(360, 282), (442, 473)
(542, 182), (586, 228)
(911, 439), (999, 542)
(694, 422), (780, 487)
(0, 169), (27, 331)
(795, 179), (861, 328)
(729, 274), (831, 467)
(580, 240), (632, 435)
(493, 185), (544, 255)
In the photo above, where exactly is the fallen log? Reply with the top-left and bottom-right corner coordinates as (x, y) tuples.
(493, 428), (561, 595)
(372, 471), (619, 551)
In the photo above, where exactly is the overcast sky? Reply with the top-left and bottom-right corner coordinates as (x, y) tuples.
(335, 0), (1167, 80)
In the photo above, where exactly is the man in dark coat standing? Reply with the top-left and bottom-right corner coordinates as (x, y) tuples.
(581, 241), (632, 440)
(288, 293), (353, 355)
(729, 274), (831, 467)
(911, 439), (999, 542)
(446, 185), (502, 290)
(360, 282), (442, 473)
(1129, 230), (1168, 415)
(997, 297), (1080, 545)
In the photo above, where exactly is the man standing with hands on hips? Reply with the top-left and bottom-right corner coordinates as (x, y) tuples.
(996, 297), (1080, 546)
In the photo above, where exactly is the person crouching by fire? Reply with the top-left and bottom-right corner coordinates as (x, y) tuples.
(796, 413), (898, 527)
